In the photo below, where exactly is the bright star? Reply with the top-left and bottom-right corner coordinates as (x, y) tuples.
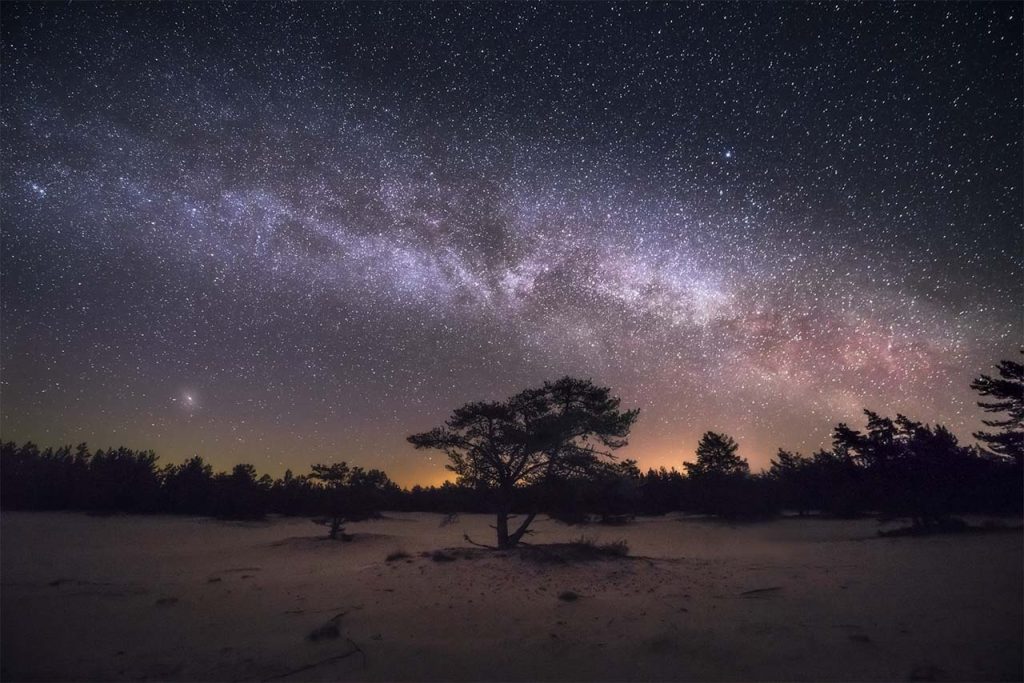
(176, 391), (198, 412)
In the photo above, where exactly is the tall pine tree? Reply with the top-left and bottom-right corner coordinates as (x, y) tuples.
(971, 355), (1023, 466)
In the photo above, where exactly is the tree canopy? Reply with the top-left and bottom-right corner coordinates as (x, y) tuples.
(684, 431), (749, 478)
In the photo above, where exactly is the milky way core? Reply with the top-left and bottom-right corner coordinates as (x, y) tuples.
(2, 3), (1020, 484)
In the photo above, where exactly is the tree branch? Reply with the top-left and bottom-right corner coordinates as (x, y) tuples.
(463, 533), (497, 549)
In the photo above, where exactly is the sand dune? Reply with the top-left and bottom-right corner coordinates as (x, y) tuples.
(1, 512), (1021, 681)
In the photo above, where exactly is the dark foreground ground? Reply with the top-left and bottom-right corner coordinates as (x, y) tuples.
(2, 512), (1021, 681)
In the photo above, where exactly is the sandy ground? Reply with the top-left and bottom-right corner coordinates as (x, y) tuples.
(1, 512), (1021, 682)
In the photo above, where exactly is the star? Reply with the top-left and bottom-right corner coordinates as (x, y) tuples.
(0, 2), (1018, 483)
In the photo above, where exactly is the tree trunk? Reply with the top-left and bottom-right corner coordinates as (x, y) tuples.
(329, 517), (343, 539)
(495, 508), (511, 549)
(494, 485), (516, 549)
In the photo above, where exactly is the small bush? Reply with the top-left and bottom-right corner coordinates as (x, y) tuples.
(598, 539), (630, 556)
(878, 516), (968, 537)
(385, 550), (410, 562)
(430, 550), (457, 562)
(570, 535), (629, 557)
(569, 534), (598, 547)
(558, 591), (580, 602)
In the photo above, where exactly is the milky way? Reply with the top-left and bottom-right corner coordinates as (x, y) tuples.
(2, 3), (1020, 484)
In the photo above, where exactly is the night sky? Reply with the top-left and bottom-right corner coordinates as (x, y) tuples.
(2, 3), (1020, 486)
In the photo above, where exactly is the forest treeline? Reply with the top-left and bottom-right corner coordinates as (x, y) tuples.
(1, 422), (1018, 526)
(1, 357), (1021, 533)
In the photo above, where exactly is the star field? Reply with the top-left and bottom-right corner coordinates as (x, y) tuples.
(1, 3), (1020, 485)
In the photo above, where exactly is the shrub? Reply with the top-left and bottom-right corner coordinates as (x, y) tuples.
(569, 535), (629, 557)
(430, 550), (457, 562)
